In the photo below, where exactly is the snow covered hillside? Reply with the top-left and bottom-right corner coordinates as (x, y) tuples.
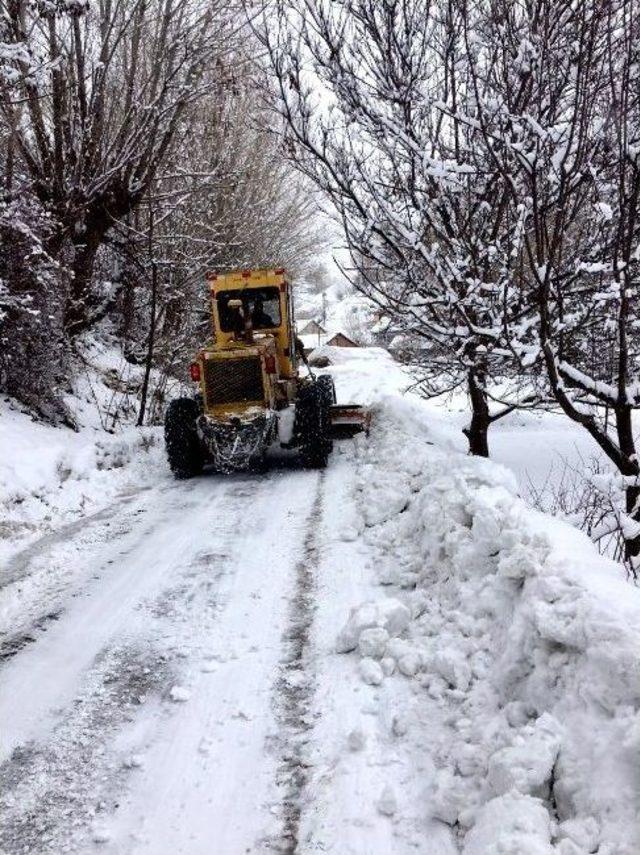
(1, 346), (638, 854)
(0, 339), (168, 566)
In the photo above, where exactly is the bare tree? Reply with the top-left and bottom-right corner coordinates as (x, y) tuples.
(0, 19), (71, 420)
(463, 0), (640, 561)
(261, 0), (538, 456)
(0, 0), (239, 334)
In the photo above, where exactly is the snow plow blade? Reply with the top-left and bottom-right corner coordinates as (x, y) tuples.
(329, 404), (371, 438)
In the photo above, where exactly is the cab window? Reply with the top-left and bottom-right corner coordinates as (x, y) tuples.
(217, 287), (281, 332)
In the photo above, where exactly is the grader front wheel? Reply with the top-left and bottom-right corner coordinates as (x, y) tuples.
(296, 384), (332, 469)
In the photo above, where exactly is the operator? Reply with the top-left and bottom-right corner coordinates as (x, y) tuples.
(251, 295), (275, 328)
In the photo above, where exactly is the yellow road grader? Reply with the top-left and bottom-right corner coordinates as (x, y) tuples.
(164, 268), (368, 477)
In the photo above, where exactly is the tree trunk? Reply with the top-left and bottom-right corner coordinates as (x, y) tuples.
(463, 368), (490, 457)
(138, 194), (157, 427)
(616, 406), (640, 562)
(64, 233), (103, 333)
(137, 260), (158, 427)
(624, 485), (640, 564)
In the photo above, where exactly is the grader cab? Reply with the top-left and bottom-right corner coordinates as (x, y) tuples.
(164, 268), (369, 477)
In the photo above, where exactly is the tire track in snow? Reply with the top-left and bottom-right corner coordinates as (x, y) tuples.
(0, 609), (61, 662)
(0, 489), (150, 590)
(272, 471), (325, 853)
(0, 480), (241, 854)
(0, 640), (174, 855)
(0, 494), (160, 662)
(92, 470), (320, 853)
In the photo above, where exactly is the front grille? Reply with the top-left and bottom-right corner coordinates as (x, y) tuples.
(203, 356), (264, 408)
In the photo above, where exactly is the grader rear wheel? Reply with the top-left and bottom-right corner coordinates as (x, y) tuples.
(164, 398), (204, 479)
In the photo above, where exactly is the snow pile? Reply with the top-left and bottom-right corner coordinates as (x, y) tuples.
(0, 338), (168, 563)
(0, 403), (164, 559)
(339, 395), (640, 854)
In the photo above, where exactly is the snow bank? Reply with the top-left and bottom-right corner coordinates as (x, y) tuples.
(0, 339), (168, 563)
(338, 391), (640, 854)
(0, 404), (164, 560)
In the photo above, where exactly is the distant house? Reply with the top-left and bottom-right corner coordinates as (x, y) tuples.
(298, 319), (327, 337)
(297, 319), (327, 352)
(326, 332), (359, 348)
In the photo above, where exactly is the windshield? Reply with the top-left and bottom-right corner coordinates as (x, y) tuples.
(217, 287), (281, 332)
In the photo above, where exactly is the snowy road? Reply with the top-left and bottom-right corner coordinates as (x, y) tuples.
(3, 347), (639, 854)
(0, 441), (455, 855)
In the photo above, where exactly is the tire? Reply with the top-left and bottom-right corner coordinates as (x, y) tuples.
(249, 451), (270, 474)
(295, 383), (331, 469)
(164, 398), (204, 479)
(316, 375), (336, 452)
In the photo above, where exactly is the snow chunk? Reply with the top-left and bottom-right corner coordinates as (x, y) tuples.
(359, 657), (384, 686)
(336, 598), (410, 653)
(169, 685), (191, 703)
(557, 816), (600, 852)
(497, 541), (546, 580)
(504, 701), (530, 729)
(363, 472), (410, 525)
(487, 713), (562, 798)
(336, 603), (378, 653)
(347, 727), (366, 752)
(384, 637), (425, 677)
(377, 784), (398, 816)
(380, 656), (396, 676)
(463, 793), (553, 855)
(378, 599), (412, 636)
(92, 824), (112, 844)
(430, 648), (472, 691)
(397, 648), (422, 677)
(392, 712), (408, 737)
(122, 754), (144, 769)
(357, 627), (389, 659)
(430, 767), (475, 826)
